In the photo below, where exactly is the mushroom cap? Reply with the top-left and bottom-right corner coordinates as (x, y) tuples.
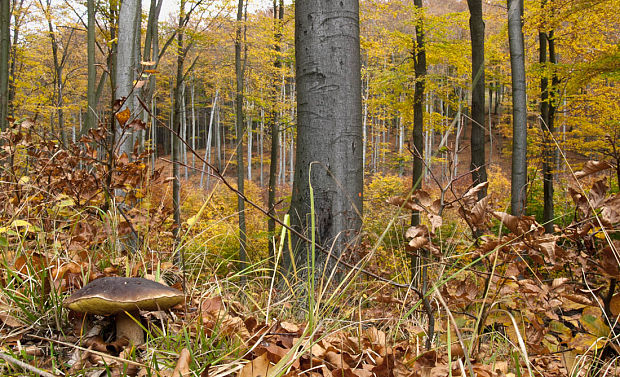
(64, 277), (184, 315)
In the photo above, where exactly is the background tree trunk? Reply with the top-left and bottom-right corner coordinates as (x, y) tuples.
(0, 0), (10, 130)
(86, 0), (96, 132)
(172, 0), (186, 265)
(508, 0), (528, 216)
(287, 0), (363, 278)
(540, 0), (558, 233)
(468, 0), (487, 199)
(8, 0), (25, 119)
(412, 0), (426, 226)
(267, 0), (283, 266)
(145, 0), (162, 168)
(235, 0), (247, 273)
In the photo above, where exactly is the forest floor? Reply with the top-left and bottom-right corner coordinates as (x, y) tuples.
(1, 118), (618, 377)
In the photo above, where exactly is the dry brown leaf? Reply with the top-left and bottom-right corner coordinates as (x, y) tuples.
(405, 225), (430, 251)
(325, 350), (349, 369)
(280, 321), (299, 333)
(201, 296), (224, 316)
(428, 214), (443, 234)
(492, 211), (521, 235)
(238, 353), (271, 377)
(575, 160), (612, 179)
(462, 181), (489, 206)
(413, 190), (433, 208)
(172, 348), (191, 377)
(0, 309), (23, 328)
(610, 294), (620, 317)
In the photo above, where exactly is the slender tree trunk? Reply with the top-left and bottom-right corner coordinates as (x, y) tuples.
(201, 90), (218, 188)
(412, 0), (426, 226)
(247, 109), (252, 181)
(191, 79), (196, 170)
(0, 0), (9, 130)
(235, 0), (247, 273)
(145, 0), (162, 168)
(362, 73), (369, 172)
(468, 0), (487, 199)
(215, 101), (221, 171)
(267, 0), (284, 265)
(86, 0), (97, 132)
(287, 0), (363, 279)
(7, 0), (24, 119)
(542, 10), (558, 232)
(412, 0), (434, 351)
(260, 108), (264, 187)
(508, 0), (528, 216)
(172, 0), (186, 264)
(539, 15), (552, 232)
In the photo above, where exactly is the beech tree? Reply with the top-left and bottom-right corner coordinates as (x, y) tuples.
(116, 0), (141, 156)
(0, 0), (9, 130)
(508, 0), (527, 216)
(286, 0), (363, 276)
(235, 0), (247, 271)
(86, 0), (96, 132)
(267, 0), (284, 264)
(38, 0), (77, 139)
(539, 0), (559, 233)
(412, 0), (426, 227)
(467, 0), (487, 199)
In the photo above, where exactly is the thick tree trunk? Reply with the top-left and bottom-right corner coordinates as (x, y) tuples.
(287, 0), (363, 278)
(235, 0), (247, 273)
(1, 0), (11, 130)
(116, 0), (140, 156)
(467, 0), (487, 199)
(508, 0), (528, 216)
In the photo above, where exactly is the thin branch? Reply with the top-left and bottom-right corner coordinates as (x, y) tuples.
(0, 352), (58, 377)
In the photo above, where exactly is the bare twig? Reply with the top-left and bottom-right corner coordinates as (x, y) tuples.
(27, 334), (144, 367)
(0, 351), (58, 377)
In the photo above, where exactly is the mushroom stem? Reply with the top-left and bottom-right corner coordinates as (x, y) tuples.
(116, 311), (144, 345)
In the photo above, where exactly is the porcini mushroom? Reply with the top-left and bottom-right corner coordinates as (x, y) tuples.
(64, 277), (184, 345)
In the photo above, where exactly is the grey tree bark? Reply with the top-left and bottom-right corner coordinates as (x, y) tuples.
(267, 0), (284, 266)
(86, 0), (96, 132)
(116, 0), (141, 156)
(172, 0), (186, 265)
(8, 0), (25, 119)
(40, 0), (75, 139)
(235, 0), (247, 273)
(0, 0), (10, 130)
(286, 0), (363, 278)
(144, 0), (162, 169)
(467, 0), (487, 199)
(508, 0), (528, 216)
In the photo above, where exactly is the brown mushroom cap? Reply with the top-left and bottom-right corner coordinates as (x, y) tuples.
(64, 277), (184, 315)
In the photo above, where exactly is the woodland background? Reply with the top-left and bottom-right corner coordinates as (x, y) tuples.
(0, 0), (619, 376)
